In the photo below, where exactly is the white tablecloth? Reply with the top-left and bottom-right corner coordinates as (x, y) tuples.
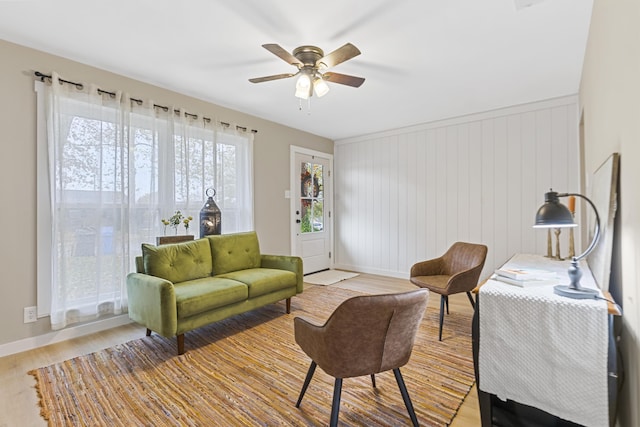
(478, 254), (609, 427)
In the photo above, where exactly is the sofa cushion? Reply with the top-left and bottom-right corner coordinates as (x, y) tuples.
(142, 238), (212, 284)
(174, 277), (248, 318)
(217, 268), (297, 298)
(208, 232), (261, 275)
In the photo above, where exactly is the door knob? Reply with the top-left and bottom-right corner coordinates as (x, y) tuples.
(296, 219), (301, 223)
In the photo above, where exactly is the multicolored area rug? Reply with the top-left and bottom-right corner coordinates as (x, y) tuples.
(30, 286), (475, 426)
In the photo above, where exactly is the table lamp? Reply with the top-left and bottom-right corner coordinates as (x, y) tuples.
(533, 189), (601, 299)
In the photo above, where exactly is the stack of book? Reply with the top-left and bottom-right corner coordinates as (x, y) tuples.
(492, 267), (558, 287)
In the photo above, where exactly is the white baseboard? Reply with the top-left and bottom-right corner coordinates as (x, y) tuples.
(0, 315), (133, 358)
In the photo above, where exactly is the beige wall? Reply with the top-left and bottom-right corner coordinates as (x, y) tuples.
(580, 1), (640, 426)
(0, 39), (332, 346)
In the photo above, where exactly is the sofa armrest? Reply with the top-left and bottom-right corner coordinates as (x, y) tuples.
(260, 254), (304, 293)
(126, 272), (178, 337)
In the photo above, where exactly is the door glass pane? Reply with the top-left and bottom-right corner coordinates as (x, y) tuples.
(300, 161), (324, 234)
(313, 199), (324, 231)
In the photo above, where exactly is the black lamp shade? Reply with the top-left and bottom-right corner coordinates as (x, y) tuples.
(532, 189), (602, 296)
(533, 190), (577, 228)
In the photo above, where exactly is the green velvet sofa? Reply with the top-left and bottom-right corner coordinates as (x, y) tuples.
(126, 231), (303, 355)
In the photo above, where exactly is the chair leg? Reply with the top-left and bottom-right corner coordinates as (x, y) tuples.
(286, 297), (291, 314)
(296, 361), (317, 408)
(146, 328), (152, 337)
(466, 291), (476, 309)
(444, 295), (449, 314)
(371, 373), (376, 388)
(438, 296), (446, 341)
(330, 378), (343, 427)
(393, 368), (419, 427)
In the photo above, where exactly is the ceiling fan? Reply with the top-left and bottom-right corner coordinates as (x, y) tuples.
(248, 43), (365, 99)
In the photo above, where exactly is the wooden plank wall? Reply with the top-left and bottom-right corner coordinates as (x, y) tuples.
(333, 96), (579, 280)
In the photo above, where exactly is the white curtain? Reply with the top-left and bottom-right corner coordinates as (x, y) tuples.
(171, 113), (254, 233)
(43, 73), (253, 330)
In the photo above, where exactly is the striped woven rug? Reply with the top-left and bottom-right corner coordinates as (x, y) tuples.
(29, 286), (475, 426)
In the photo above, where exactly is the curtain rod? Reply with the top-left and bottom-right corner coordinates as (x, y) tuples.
(34, 71), (258, 134)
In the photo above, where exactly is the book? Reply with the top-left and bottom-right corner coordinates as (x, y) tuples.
(494, 268), (557, 281)
(492, 274), (557, 288)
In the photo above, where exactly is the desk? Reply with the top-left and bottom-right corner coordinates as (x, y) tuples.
(472, 254), (620, 427)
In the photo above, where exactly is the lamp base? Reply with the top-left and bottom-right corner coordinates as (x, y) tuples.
(553, 284), (599, 299)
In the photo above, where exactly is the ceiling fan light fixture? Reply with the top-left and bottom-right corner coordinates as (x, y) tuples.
(313, 76), (330, 97)
(295, 73), (311, 99)
(251, 43), (364, 103)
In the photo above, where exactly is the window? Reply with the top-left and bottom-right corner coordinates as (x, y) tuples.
(300, 161), (324, 233)
(36, 77), (253, 329)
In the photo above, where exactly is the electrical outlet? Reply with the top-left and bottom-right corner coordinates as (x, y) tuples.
(24, 306), (37, 323)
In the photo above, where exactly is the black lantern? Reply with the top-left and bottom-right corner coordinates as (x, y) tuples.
(200, 188), (221, 237)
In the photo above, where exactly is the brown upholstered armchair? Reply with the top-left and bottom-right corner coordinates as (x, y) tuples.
(410, 242), (488, 341)
(294, 289), (429, 427)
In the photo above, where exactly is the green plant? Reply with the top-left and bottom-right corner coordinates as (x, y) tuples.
(183, 216), (193, 233)
(162, 211), (186, 235)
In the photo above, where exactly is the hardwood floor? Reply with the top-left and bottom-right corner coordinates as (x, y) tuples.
(0, 322), (146, 426)
(0, 272), (480, 426)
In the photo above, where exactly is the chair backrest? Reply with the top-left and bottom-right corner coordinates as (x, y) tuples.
(304, 289), (429, 378)
(442, 242), (488, 276)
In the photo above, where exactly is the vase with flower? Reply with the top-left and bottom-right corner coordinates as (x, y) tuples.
(156, 210), (195, 245)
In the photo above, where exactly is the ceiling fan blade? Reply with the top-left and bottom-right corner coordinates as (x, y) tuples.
(262, 44), (303, 67)
(323, 72), (365, 88)
(249, 73), (296, 84)
(316, 43), (361, 69)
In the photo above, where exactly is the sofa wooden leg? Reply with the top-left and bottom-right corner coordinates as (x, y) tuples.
(286, 298), (291, 314)
(177, 334), (185, 355)
(146, 328), (152, 337)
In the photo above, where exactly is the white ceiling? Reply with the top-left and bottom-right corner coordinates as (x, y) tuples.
(0, 0), (593, 140)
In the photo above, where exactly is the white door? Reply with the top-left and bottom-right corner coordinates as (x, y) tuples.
(291, 149), (332, 274)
